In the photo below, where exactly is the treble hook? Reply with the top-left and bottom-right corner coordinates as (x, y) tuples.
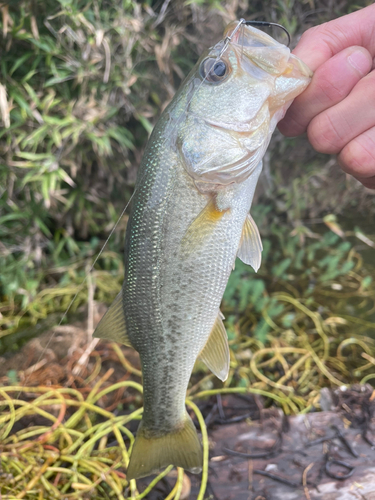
(243, 20), (291, 47)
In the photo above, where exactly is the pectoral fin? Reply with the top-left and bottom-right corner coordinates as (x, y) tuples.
(93, 288), (133, 348)
(181, 198), (227, 254)
(237, 214), (263, 272)
(198, 312), (229, 382)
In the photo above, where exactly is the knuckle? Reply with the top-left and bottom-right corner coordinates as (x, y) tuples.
(339, 137), (375, 178)
(298, 25), (322, 44)
(358, 75), (375, 99)
(315, 74), (347, 104)
(278, 109), (306, 137)
(307, 113), (343, 154)
(361, 177), (375, 190)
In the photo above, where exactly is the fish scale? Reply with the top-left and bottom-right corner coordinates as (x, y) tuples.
(94, 20), (312, 480)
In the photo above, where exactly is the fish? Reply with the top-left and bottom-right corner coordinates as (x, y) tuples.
(93, 20), (312, 480)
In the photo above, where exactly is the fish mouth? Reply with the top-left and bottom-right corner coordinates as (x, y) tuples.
(225, 21), (286, 49)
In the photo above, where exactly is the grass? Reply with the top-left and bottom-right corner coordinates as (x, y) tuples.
(1, 269), (375, 497)
(1, 0), (375, 498)
(0, 344), (208, 499)
(1, 0), (374, 340)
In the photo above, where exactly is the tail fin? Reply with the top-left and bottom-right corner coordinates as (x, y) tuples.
(126, 413), (202, 480)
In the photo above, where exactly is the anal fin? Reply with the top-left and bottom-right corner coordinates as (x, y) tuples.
(198, 312), (229, 382)
(237, 213), (263, 272)
(93, 288), (133, 348)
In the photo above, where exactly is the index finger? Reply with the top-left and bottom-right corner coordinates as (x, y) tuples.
(293, 3), (375, 71)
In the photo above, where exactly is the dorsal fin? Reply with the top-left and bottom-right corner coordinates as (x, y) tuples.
(93, 288), (133, 348)
(237, 213), (263, 272)
(198, 312), (229, 381)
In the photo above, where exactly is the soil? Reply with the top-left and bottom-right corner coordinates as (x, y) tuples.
(1, 306), (375, 500)
(191, 397), (375, 500)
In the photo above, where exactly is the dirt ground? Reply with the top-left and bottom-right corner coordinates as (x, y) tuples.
(1, 307), (375, 500)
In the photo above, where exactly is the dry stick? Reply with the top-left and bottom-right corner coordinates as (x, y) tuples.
(20, 198), (132, 393)
(15, 454), (56, 499)
(21, 358), (48, 376)
(302, 462), (314, 500)
(248, 460), (253, 494)
(72, 267), (98, 376)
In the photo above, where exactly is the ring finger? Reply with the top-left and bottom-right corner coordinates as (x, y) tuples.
(338, 125), (375, 189)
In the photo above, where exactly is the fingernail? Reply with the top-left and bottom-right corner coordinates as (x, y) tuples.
(348, 49), (371, 77)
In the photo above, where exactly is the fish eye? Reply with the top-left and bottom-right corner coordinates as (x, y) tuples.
(200, 58), (229, 83)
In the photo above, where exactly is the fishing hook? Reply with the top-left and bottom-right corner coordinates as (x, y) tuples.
(220, 18), (291, 59)
(243, 20), (291, 47)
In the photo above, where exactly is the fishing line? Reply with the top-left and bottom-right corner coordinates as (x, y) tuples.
(20, 22), (245, 388)
(19, 18), (258, 389)
(218, 18), (245, 58)
(20, 195), (136, 390)
(21, 17), (285, 388)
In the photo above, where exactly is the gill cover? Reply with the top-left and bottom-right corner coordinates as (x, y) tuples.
(179, 22), (311, 192)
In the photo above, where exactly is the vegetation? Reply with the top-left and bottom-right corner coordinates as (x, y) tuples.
(0, 0), (375, 498)
(1, 0), (374, 340)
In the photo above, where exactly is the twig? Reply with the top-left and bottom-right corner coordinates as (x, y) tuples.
(21, 358), (48, 377)
(302, 462), (314, 500)
(224, 432), (282, 459)
(72, 338), (100, 376)
(72, 269), (97, 376)
(325, 458), (354, 480)
(334, 426), (359, 458)
(253, 469), (300, 488)
(248, 459), (253, 494)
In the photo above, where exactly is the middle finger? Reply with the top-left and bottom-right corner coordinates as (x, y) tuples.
(307, 69), (375, 155)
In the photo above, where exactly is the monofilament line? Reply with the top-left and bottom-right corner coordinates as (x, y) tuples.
(219, 18), (245, 58)
(20, 193), (136, 391)
(20, 20), (244, 390)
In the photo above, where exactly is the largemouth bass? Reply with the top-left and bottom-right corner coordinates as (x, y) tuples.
(94, 21), (311, 480)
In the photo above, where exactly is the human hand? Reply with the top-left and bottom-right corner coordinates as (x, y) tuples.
(278, 4), (375, 189)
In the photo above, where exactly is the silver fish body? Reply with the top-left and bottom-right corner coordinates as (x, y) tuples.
(94, 21), (311, 479)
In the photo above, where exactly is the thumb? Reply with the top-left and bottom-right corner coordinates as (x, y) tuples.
(292, 4), (375, 71)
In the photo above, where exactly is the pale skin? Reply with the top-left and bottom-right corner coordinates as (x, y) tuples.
(278, 3), (375, 189)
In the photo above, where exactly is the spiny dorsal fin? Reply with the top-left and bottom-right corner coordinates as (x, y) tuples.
(181, 198), (226, 255)
(93, 288), (133, 347)
(237, 213), (263, 272)
(198, 312), (229, 382)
